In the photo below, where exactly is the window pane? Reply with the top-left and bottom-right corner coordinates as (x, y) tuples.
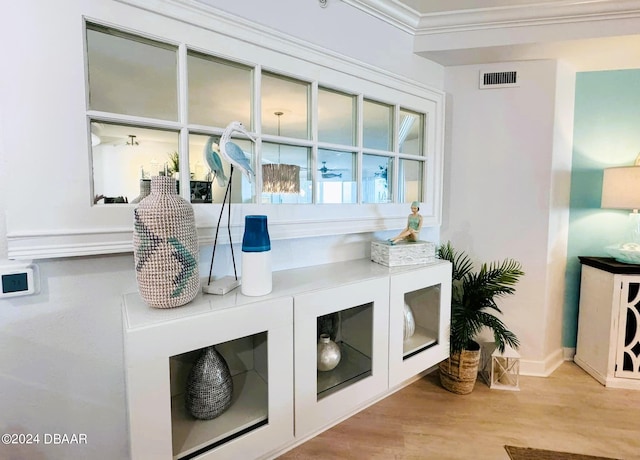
(399, 159), (423, 203)
(262, 73), (309, 139)
(86, 25), (178, 120)
(363, 99), (392, 150)
(261, 143), (311, 204)
(91, 122), (179, 204)
(318, 88), (355, 145)
(317, 149), (356, 204)
(188, 52), (252, 128)
(362, 154), (393, 204)
(399, 109), (424, 156)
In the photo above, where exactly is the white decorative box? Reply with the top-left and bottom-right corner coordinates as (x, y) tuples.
(371, 240), (436, 267)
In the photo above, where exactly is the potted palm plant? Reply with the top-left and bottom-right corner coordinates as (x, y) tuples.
(437, 241), (524, 394)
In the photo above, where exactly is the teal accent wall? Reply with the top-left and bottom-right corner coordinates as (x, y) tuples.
(564, 69), (640, 347)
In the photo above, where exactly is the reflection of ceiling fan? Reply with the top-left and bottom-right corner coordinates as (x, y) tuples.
(318, 161), (343, 179)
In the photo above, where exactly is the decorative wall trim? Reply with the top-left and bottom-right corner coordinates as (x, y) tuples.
(341, 0), (420, 33)
(7, 215), (412, 260)
(345, 0), (640, 35)
(520, 347), (565, 377)
(563, 346), (576, 361)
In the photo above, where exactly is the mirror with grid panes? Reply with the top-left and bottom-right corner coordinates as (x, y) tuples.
(86, 22), (427, 207)
(3, 8), (445, 259)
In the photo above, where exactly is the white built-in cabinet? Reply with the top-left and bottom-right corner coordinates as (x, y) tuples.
(123, 258), (452, 459)
(575, 257), (640, 390)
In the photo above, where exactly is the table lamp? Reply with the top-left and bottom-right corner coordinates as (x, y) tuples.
(601, 160), (640, 264)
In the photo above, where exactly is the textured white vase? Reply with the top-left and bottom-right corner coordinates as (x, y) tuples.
(317, 333), (341, 371)
(133, 176), (199, 308)
(403, 302), (416, 340)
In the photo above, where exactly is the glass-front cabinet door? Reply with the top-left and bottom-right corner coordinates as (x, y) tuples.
(293, 276), (389, 438)
(388, 260), (452, 387)
(122, 293), (294, 460)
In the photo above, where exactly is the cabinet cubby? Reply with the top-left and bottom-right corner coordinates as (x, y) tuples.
(293, 275), (389, 438)
(123, 293), (294, 460)
(388, 261), (452, 388)
(169, 333), (269, 458)
(316, 303), (373, 399)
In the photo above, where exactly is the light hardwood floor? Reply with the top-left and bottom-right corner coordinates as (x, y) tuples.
(277, 362), (640, 460)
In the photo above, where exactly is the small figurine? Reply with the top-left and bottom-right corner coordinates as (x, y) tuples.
(389, 201), (423, 245)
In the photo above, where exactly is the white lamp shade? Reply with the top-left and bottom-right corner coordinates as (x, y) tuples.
(601, 166), (640, 210)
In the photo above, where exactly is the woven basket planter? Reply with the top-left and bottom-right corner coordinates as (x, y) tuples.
(439, 346), (481, 395)
(133, 176), (199, 308)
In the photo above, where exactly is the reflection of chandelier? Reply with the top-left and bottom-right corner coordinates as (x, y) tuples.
(262, 112), (301, 194)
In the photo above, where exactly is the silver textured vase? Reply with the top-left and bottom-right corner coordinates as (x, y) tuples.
(317, 333), (341, 372)
(403, 302), (416, 340)
(185, 346), (233, 420)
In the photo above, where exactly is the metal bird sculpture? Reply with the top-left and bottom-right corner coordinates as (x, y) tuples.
(205, 121), (256, 292)
(219, 121), (256, 183)
(203, 136), (227, 188)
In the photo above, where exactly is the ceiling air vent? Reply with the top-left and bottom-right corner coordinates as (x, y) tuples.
(479, 70), (519, 89)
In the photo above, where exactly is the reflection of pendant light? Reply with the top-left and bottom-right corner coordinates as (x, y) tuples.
(262, 112), (301, 194)
(127, 134), (139, 146)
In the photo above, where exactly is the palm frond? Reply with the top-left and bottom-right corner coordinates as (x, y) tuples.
(439, 242), (524, 354)
(476, 311), (520, 353)
(437, 241), (473, 280)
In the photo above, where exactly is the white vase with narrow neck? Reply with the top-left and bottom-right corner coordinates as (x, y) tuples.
(403, 302), (416, 340)
(317, 333), (341, 371)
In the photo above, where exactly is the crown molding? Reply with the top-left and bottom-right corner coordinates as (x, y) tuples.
(340, 0), (421, 33)
(416, 0), (640, 34)
(344, 0), (640, 35)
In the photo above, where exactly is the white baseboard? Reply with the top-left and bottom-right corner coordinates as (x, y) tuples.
(563, 347), (576, 361)
(519, 347), (565, 377)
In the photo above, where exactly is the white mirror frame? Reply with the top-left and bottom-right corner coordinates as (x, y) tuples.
(4, 0), (444, 259)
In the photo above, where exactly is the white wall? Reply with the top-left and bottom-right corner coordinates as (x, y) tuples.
(442, 60), (574, 375)
(198, 0), (444, 89)
(0, 1), (443, 458)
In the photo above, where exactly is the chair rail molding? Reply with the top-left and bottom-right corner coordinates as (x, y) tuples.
(7, 211), (412, 259)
